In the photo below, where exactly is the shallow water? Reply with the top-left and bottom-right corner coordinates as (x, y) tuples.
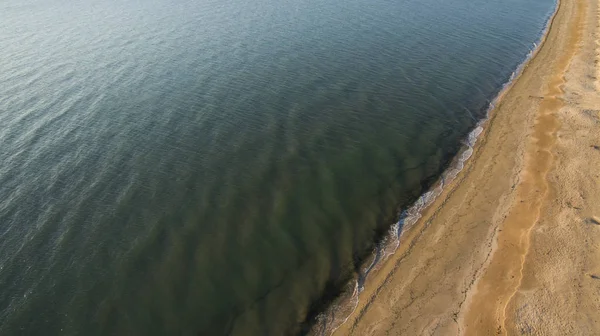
(0, 0), (555, 334)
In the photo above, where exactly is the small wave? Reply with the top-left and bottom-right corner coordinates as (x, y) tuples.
(312, 0), (560, 333)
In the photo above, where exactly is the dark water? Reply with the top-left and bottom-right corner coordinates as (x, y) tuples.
(1, 0), (555, 334)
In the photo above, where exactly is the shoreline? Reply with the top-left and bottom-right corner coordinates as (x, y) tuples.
(330, 0), (600, 334)
(311, 0), (561, 332)
(313, 0), (561, 332)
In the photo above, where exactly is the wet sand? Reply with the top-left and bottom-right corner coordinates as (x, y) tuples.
(333, 0), (600, 334)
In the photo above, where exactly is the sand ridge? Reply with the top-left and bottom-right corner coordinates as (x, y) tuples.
(332, 0), (600, 334)
(460, 0), (586, 333)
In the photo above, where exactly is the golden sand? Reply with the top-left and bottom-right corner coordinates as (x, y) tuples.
(333, 0), (600, 334)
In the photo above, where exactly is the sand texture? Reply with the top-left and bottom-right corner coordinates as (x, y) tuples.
(332, 0), (600, 334)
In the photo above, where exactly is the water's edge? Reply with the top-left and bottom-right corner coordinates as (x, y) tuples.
(308, 0), (561, 333)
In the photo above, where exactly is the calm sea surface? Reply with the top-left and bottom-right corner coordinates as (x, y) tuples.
(1, 0), (555, 334)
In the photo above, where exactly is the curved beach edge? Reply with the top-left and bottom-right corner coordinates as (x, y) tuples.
(311, 0), (561, 333)
(327, 0), (600, 334)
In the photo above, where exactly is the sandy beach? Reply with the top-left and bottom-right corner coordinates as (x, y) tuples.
(332, 0), (600, 334)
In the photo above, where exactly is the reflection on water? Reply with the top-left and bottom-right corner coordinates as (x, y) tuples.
(0, 0), (556, 334)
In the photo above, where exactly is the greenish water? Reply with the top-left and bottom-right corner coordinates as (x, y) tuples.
(0, 0), (555, 334)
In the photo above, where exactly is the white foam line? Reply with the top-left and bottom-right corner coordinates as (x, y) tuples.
(316, 1), (560, 333)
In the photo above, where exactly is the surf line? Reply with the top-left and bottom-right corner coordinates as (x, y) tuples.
(315, 0), (562, 334)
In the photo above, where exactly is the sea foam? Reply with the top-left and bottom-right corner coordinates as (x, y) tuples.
(313, 0), (560, 333)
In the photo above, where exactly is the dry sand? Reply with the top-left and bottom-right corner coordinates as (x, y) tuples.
(332, 0), (600, 334)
